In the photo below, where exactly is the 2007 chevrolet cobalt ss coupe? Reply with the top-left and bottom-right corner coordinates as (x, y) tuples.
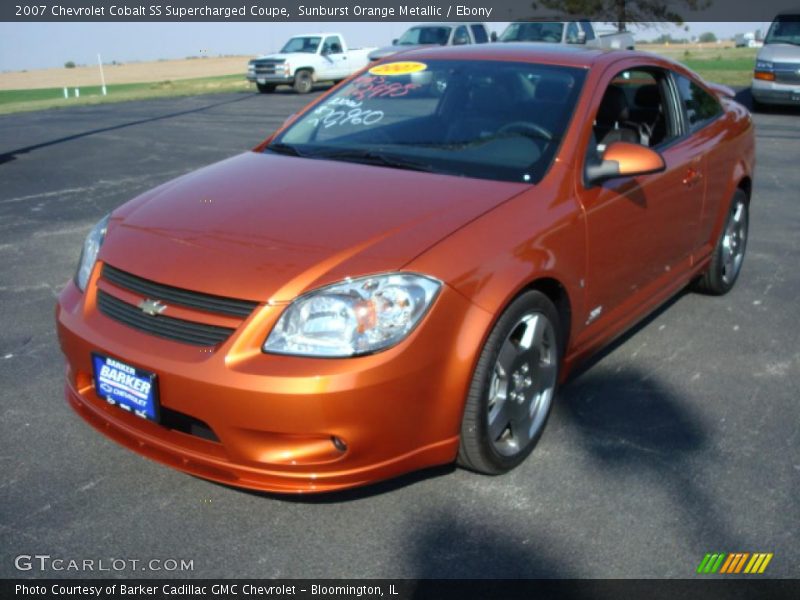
(56, 45), (755, 493)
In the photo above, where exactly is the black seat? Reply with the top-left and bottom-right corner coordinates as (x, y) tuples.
(595, 86), (640, 149)
(633, 84), (665, 146)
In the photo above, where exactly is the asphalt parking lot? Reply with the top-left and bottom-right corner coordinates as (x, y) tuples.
(1, 89), (798, 579)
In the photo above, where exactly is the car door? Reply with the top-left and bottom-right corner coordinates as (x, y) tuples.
(321, 35), (348, 79)
(672, 73), (727, 258)
(578, 66), (705, 328)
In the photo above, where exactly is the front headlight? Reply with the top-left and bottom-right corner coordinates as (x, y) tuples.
(74, 214), (109, 292)
(755, 60), (773, 71)
(263, 273), (441, 357)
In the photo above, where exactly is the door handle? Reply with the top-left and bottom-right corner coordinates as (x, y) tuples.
(682, 168), (703, 187)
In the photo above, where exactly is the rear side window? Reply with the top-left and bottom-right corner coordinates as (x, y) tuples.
(471, 24), (489, 44)
(453, 25), (470, 45)
(675, 75), (722, 132)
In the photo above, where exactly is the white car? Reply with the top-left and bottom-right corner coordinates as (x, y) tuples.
(500, 20), (635, 50)
(247, 33), (376, 94)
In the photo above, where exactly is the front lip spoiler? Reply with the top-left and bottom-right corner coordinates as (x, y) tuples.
(64, 379), (458, 495)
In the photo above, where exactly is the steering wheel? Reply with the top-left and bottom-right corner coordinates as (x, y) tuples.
(497, 121), (553, 142)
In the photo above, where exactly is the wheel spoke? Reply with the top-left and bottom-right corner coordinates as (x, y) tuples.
(510, 413), (533, 449)
(488, 399), (511, 441)
(519, 314), (545, 351)
(536, 361), (558, 392)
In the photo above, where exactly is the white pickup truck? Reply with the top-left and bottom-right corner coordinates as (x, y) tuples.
(500, 20), (635, 50)
(247, 33), (375, 94)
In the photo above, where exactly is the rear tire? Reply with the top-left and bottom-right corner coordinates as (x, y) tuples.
(256, 83), (276, 94)
(293, 71), (313, 94)
(694, 189), (749, 295)
(457, 291), (561, 475)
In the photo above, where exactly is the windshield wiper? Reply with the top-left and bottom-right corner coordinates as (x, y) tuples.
(306, 148), (440, 173)
(267, 142), (305, 157)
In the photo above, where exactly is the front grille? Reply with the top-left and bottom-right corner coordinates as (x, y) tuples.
(252, 60), (285, 76)
(773, 62), (800, 84)
(102, 264), (258, 318)
(97, 290), (235, 346)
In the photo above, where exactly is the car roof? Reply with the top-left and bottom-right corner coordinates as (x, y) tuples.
(409, 22), (486, 28)
(289, 33), (341, 38)
(391, 42), (622, 68)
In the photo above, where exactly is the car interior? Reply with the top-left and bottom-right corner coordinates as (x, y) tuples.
(593, 70), (674, 154)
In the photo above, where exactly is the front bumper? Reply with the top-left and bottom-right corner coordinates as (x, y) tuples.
(246, 73), (294, 84)
(56, 274), (492, 493)
(751, 78), (800, 106)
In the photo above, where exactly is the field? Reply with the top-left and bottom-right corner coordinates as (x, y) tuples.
(0, 45), (759, 115)
(639, 44), (759, 86)
(0, 55), (253, 114)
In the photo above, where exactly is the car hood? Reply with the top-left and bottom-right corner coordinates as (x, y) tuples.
(251, 53), (308, 63)
(758, 44), (800, 63)
(101, 152), (527, 303)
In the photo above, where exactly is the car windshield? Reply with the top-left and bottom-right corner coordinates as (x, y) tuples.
(397, 26), (452, 45)
(501, 22), (565, 43)
(269, 59), (586, 184)
(764, 15), (800, 46)
(280, 36), (321, 54)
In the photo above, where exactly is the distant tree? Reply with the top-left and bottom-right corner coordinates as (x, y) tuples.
(530, 0), (711, 32)
(650, 33), (688, 44)
(698, 31), (717, 43)
(64, 61), (76, 69)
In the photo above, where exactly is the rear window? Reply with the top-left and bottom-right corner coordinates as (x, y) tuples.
(675, 75), (722, 132)
(471, 25), (489, 44)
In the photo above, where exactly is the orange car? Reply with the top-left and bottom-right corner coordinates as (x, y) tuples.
(56, 45), (754, 493)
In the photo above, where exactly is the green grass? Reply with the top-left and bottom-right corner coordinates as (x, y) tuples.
(644, 46), (758, 86)
(0, 73), (251, 115)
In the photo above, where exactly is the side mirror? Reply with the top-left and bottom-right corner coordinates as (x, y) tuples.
(392, 38), (399, 45)
(585, 142), (666, 185)
(490, 32), (498, 42)
(577, 31), (587, 44)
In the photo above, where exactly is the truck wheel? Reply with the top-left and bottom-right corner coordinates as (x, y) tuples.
(293, 71), (313, 94)
(256, 83), (276, 94)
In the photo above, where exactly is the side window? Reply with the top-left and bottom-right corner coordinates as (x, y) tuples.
(453, 26), (470, 45)
(565, 22), (581, 43)
(579, 21), (596, 41)
(322, 36), (343, 54)
(471, 24), (489, 44)
(675, 75), (723, 132)
(591, 68), (677, 162)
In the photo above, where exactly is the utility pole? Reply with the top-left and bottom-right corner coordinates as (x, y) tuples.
(98, 53), (107, 96)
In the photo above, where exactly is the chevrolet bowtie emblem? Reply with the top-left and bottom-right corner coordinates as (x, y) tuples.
(138, 298), (167, 316)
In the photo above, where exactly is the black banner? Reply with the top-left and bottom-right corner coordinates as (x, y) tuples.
(3, 0), (800, 22)
(3, 579), (800, 600)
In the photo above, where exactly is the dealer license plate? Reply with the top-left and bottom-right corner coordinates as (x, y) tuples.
(92, 353), (159, 421)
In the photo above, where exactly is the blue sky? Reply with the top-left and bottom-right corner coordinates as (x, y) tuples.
(0, 21), (771, 72)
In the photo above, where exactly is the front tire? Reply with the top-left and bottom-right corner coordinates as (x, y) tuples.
(256, 83), (276, 94)
(694, 189), (749, 295)
(458, 291), (561, 475)
(293, 70), (313, 94)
